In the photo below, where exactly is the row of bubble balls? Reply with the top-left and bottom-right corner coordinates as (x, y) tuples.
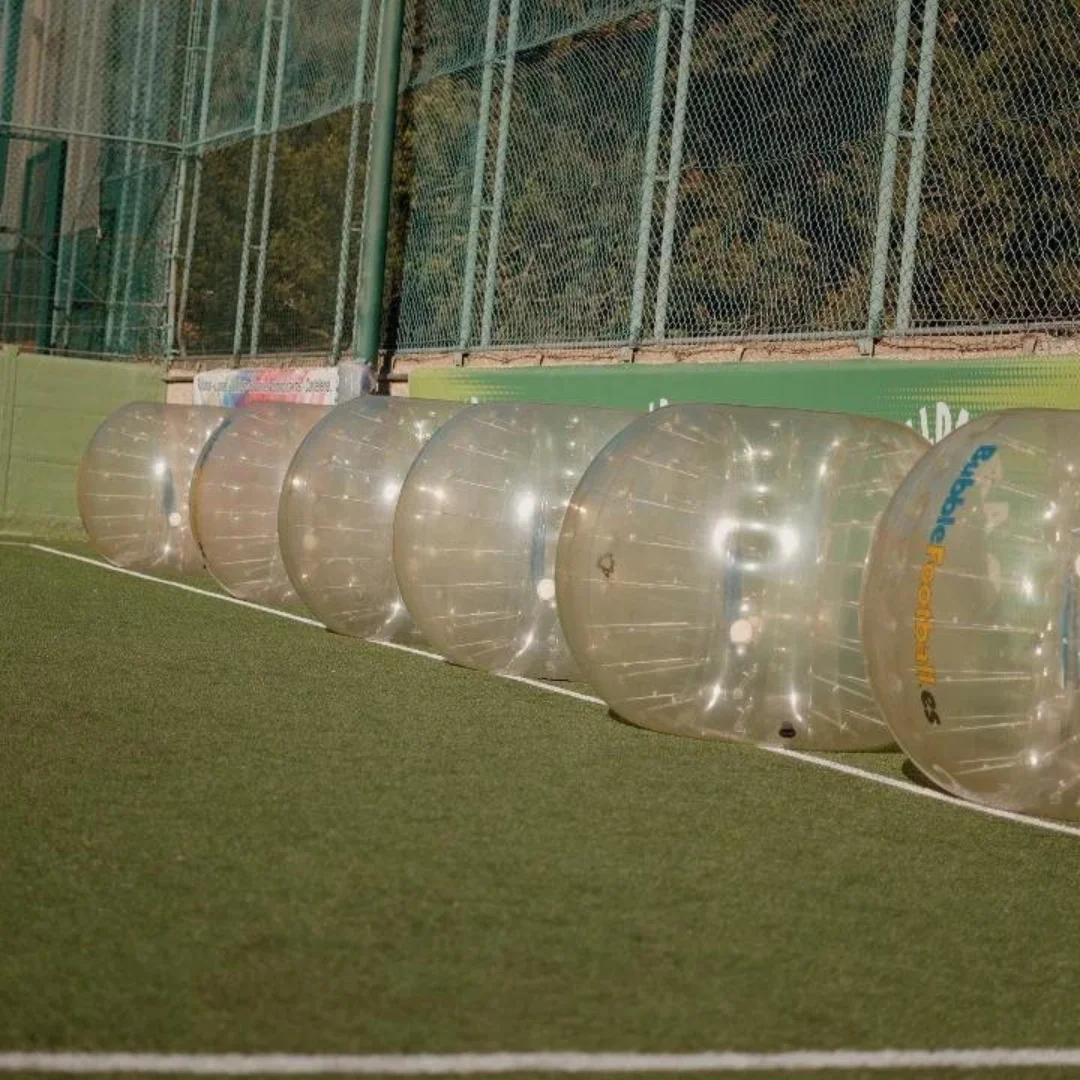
(77, 397), (1080, 823)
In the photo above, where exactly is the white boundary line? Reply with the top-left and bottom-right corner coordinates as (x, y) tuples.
(5, 1049), (1080, 1074)
(19, 543), (1080, 841)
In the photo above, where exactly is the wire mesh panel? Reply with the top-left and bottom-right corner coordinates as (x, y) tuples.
(2, 0), (1080, 360)
(181, 141), (249, 355)
(394, 71), (482, 350)
(904, 0), (1080, 331)
(481, 15), (657, 347)
(257, 111), (363, 352)
(659, 0), (899, 341)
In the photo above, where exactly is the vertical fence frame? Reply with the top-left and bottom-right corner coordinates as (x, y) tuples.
(866, 0), (913, 340)
(118, 0), (164, 351)
(249, 0), (293, 355)
(895, 0), (940, 333)
(231, 0), (278, 361)
(330, 0), (375, 362)
(478, 0), (521, 348)
(651, 0), (695, 342)
(351, 0), (406, 368)
(104, 0), (150, 350)
(165, 0), (206, 360)
(628, 0), (672, 347)
(176, 0), (220, 358)
(455, 0), (502, 355)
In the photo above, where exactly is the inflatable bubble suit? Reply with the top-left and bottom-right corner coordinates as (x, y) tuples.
(865, 409), (1080, 821)
(190, 403), (326, 606)
(279, 395), (464, 643)
(77, 403), (230, 574)
(556, 403), (927, 749)
(393, 402), (635, 679)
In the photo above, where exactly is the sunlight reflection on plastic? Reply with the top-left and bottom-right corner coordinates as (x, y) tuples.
(279, 395), (464, 643)
(556, 403), (927, 749)
(77, 403), (230, 574)
(190, 403), (326, 606)
(393, 402), (635, 679)
(865, 409), (1080, 821)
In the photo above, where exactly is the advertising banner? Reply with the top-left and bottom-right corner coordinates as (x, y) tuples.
(193, 363), (375, 407)
(409, 357), (1080, 445)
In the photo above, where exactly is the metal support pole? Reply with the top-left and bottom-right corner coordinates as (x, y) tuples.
(628, 0), (672, 345)
(103, 0), (148, 350)
(177, 0), (220, 358)
(61, 0), (101, 347)
(119, 0), (163, 352)
(865, 0), (912, 339)
(652, 0), (695, 341)
(330, 0), (374, 362)
(31, 0), (51, 125)
(351, 0), (407, 368)
(455, 0), (502, 354)
(0, 0), (25, 206)
(53, 0), (91, 349)
(165, 0), (206, 359)
(231, 0), (277, 361)
(895, 0), (940, 333)
(478, 0), (521, 347)
(249, 0), (292, 355)
(349, 0), (385, 357)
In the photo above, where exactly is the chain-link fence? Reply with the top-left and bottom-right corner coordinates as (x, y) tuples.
(0, 0), (1078, 361)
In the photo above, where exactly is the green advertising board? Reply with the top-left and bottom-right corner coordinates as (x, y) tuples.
(409, 357), (1080, 444)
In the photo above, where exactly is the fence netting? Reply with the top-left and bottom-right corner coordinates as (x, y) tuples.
(0, 0), (1077, 360)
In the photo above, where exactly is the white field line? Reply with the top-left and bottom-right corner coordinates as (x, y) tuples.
(23, 544), (1080, 841)
(760, 746), (1080, 840)
(6, 1049), (1080, 1074)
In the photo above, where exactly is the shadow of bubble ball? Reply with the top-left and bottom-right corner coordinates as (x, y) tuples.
(190, 403), (327, 607)
(865, 409), (1080, 822)
(278, 395), (464, 644)
(393, 402), (636, 679)
(555, 403), (927, 750)
(77, 403), (231, 574)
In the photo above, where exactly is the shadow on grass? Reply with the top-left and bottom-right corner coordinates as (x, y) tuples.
(901, 756), (953, 796)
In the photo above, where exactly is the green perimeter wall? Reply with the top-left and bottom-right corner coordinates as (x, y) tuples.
(410, 357), (1080, 443)
(0, 347), (164, 537)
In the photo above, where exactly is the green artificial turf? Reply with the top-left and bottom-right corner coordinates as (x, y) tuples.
(2, 543), (1080, 1075)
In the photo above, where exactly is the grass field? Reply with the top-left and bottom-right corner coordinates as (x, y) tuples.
(4, 540), (1080, 1079)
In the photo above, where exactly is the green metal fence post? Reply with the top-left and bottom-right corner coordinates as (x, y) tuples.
(455, 0), (502, 355)
(866, 0), (912, 340)
(177, 0), (220, 358)
(231, 0), (277, 362)
(249, 0), (293, 355)
(351, 0), (407, 369)
(0, 0), (25, 209)
(330, 0), (374, 363)
(478, 0), (521, 347)
(104, 0), (149, 350)
(651, 0), (695, 341)
(165, 0), (206, 360)
(628, 0), (672, 347)
(895, 0), (940, 333)
(119, 0), (164, 353)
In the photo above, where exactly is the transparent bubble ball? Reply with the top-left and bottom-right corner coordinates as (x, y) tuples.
(77, 402), (230, 574)
(556, 403), (927, 749)
(393, 402), (635, 679)
(190, 403), (326, 606)
(865, 409), (1080, 821)
(279, 395), (464, 643)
